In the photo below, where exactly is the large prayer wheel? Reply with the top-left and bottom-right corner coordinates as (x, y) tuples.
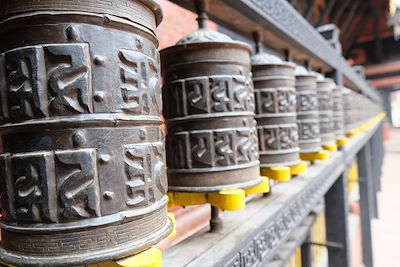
(316, 73), (336, 147)
(251, 36), (300, 168)
(0, 1), (172, 266)
(161, 2), (261, 192)
(294, 66), (322, 153)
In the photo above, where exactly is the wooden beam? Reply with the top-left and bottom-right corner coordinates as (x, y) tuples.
(318, 0), (336, 26)
(343, 3), (369, 55)
(305, 0), (315, 21)
(373, 10), (383, 62)
(332, 0), (351, 24)
(365, 61), (400, 76)
(340, 0), (363, 35)
(358, 30), (394, 43)
(370, 75), (400, 88)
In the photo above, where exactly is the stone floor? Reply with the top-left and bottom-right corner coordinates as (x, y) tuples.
(352, 127), (400, 267)
(372, 128), (400, 267)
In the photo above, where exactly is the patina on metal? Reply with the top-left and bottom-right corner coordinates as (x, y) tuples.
(294, 66), (322, 153)
(0, 1), (172, 266)
(316, 73), (335, 147)
(251, 32), (299, 168)
(333, 86), (345, 140)
(161, 0), (261, 193)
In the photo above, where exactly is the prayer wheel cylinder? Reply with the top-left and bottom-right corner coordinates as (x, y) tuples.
(294, 66), (322, 153)
(316, 74), (336, 147)
(333, 86), (345, 140)
(0, 1), (172, 266)
(161, 21), (261, 193)
(251, 53), (300, 168)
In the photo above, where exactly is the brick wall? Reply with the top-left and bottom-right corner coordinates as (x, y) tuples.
(155, 0), (217, 50)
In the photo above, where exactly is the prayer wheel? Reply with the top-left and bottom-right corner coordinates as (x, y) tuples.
(316, 73), (336, 147)
(251, 34), (300, 168)
(333, 86), (345, 140)
(0, 1), (172, 266)
(294, 66), (322, 153)
(161, 1), (261, 193)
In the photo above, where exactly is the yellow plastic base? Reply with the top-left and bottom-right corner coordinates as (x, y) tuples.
(260, 166), (291, 182)
(167, 177), (270, 211)
(167, 212), (177, 239)
(300, 150), (330, 162)
(347, 112), (386, 138)
(336, 138), (349, 148)
(244, 176), (270, 196)
(89, 248), (162, 267)
(346, 129), (361, 138)
(322, 143), (338, 153)
(290, 161), (308, 176)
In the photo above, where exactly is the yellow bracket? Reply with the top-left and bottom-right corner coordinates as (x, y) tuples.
(88, 248), (162, 267)
(322, 143), (338, 153)
(336, 138), (349, 148)
(167, 177), (270, 211)
(244, 176), (270, 195)
(300, 150), (330, 162)
(290, 161), (308, 176)
(167, 212), (177, 239)
(346, 130), (360, 138)
(347, 112), (386, 138)
(208, 189), (246, 211)
(260, 166), (291, 182)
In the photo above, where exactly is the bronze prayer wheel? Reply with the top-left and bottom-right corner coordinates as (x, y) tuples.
(294, 66), (322, 153)
(316, 73), (336, 147)
(0, 1), (172, 266)
(161, 3), (261, 193)
(333, 86), (345, 140)
(251, 36), (300, 168)
(343, 88), (356, 133)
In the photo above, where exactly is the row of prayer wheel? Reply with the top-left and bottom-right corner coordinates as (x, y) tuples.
(0, 0), (382, 266)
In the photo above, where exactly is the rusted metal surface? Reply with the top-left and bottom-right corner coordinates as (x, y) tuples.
(161, 0), (261, 193)
(0, 1), (172, 266)
(295, 66), (322, 153)
(251, 33), (300, 168)
(316, 73), (336, 146)
(333, 86), (345, 140)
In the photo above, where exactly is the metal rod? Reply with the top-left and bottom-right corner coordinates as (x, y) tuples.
(210, 206), (223, 232)
(252, 31), (263, 54)
(304, 241), (344, 250)
(195, 0), (209, 29)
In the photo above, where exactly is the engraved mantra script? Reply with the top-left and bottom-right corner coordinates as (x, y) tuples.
(298, 121), (320, 140)
(255, 88), (296, 114)
(0, 149), (100, 223)
(165, 75), (255, 118)
(258, 125), (298, 151)
(119, 49), (161, 115)
(298, 93), (318, 112)
(0, 44), (92, 122)
(0, 143), (166, 223)
(168, 128), (258, 170)
(124, 143), (167, 207)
